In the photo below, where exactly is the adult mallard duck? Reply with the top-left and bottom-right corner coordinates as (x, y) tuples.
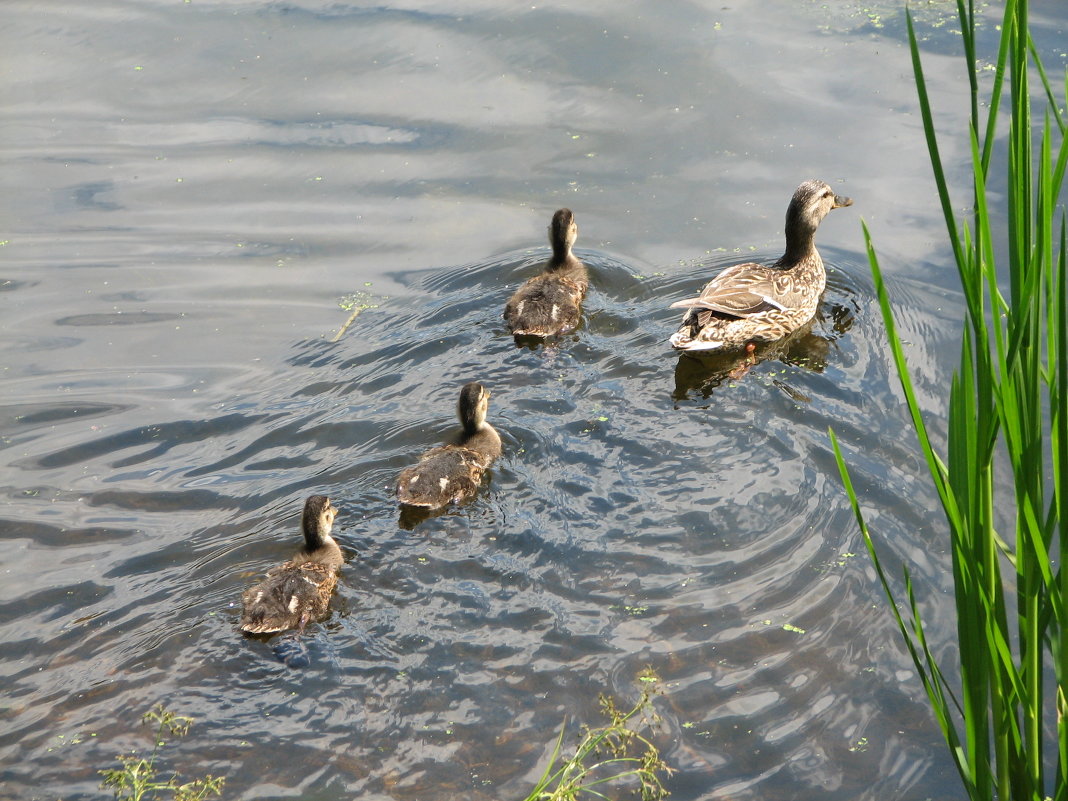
(239, 496), (342, 634)
(397, 382), (502, 508)
(504, 208), (588, 336)
(669, 180), (853, 352)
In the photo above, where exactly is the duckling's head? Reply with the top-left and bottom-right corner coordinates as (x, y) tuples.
(301, 495), (338, 547)
(457, 382), (491, 434)
(785, 180), (853, 239)
(548, 208), (578, 258)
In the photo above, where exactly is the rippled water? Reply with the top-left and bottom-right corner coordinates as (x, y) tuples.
(3, 2), (1067, 800)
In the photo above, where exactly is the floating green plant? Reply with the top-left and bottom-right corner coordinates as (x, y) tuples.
(99, 705), (224, 801)
(331, 289), (387, 342)
(521, 671), (673, 801)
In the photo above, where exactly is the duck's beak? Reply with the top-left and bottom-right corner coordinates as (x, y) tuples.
(833, 193), (853, 208)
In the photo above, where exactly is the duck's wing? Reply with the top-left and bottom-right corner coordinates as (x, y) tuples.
(669, 263), (786, 318)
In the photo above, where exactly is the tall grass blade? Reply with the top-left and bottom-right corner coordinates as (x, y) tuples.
(834, 1), (1066, 799)
(829, 427), (974, 792)
(906, 10), (965, 273)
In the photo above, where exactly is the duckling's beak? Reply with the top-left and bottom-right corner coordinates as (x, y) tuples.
(833, 193), (853, 208)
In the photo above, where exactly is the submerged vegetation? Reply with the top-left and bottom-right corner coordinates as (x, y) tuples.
(521, 672), (673, 801)
(95, 686), (670, 801)
(99, 706), (224, 801)
(833, 1), (1066, 800)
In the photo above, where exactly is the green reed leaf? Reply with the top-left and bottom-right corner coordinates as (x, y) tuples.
(839, 1), (1065, 798)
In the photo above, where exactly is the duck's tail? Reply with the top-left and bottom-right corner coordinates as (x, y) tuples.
(670, 330), (725, 351)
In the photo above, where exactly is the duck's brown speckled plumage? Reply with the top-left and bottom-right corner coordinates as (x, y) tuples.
(240, 496), (342, 634)
(504, 209), (588, 337)
(670, 180), (853, 352)
(396, 382), (501, 509)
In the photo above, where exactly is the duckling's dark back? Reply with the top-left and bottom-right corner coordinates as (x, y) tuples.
(396, 446), (486, 508)
(504, 268), (587, 336)
(240, 560), (337, 634)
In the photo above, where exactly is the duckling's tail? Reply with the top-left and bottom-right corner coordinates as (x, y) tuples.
(510, 326), (551, 337)
(239, 607), (291, 634)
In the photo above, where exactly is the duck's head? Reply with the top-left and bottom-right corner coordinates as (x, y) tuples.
(548, 208), (578, 257)
(302, 495), (338, 547)
(785, 180), (853, 239)
(457, 382), (491, 434)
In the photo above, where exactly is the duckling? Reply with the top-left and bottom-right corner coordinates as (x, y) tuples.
(239, 495), (342, 634)
(504, 208), (589, 336)
(669, 180), (853, 352)
(396, 382), (501, 508)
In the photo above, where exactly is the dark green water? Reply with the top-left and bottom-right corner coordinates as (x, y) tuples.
(2, 2), (1066, 799)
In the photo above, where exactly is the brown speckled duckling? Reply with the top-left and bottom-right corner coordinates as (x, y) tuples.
(670, 180), (853, 352)
(396, 382), (501, 509)
(504, 208), (588, 336)
(239, 495), (341, 634)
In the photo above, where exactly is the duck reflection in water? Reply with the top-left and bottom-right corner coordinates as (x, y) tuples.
(672, 300), (855, 401)
(397, 502), (435, 530)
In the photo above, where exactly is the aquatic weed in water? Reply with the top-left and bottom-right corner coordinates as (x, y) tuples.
(521, 670), (673, 801)
(99, 705), (225, 801)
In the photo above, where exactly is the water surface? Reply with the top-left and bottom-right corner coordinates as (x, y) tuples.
(2, 2), (1067, 799)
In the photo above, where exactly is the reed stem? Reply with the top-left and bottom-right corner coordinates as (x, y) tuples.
(832, 2), (1066, 799)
